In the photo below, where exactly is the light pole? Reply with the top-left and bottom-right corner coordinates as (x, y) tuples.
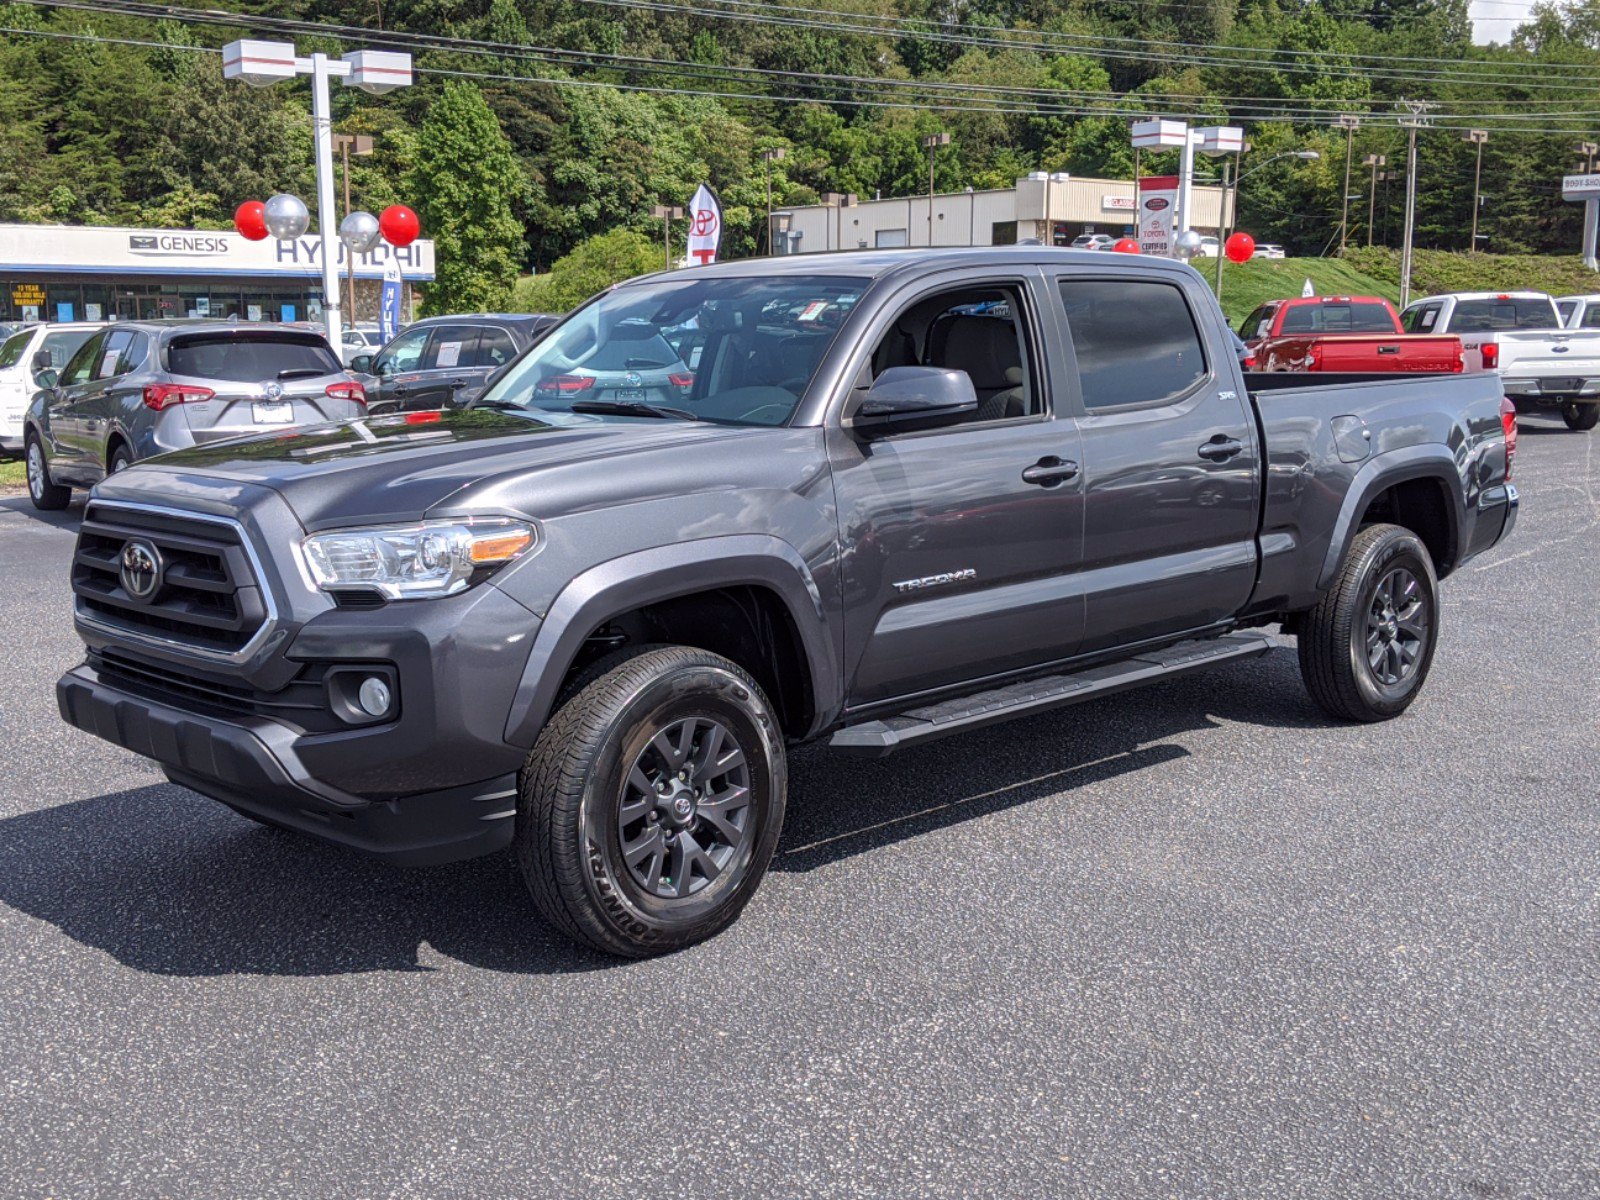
(334, 132), (373, 325)
(1397, 99), (1435, 309)
(650, 205), (683, 270)
(759, 147), (785, 255)
(223, 40), (412, 348)
(1335, 115), (1360, 253)
(921, 133), (950, 247)
(1363, 155), (1387, 248)
(822, 192), (856, 252)
(1577, 141), (1598, 175)
(1465, 130), (1488, 254)
(1218, 149), (1318, 296)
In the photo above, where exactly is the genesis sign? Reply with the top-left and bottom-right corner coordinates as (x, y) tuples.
(0, 222), (435, 281)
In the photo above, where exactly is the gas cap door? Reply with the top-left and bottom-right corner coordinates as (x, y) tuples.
(1331, 414), (1371, 464)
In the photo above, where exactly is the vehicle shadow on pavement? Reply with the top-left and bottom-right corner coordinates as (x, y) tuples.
(0, 649), (1326, 977)
(0, 494), (85, 529)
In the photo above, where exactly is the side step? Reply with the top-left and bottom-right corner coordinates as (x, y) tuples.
(828, 633), (1272, 757)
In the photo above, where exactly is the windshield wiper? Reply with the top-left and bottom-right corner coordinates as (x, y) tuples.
(467, 397), (531, 411)
(569, 399), (700, 421)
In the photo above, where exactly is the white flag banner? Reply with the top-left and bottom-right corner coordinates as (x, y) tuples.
(687, 184), (722, 265)
(1302, 278), (1316, 298)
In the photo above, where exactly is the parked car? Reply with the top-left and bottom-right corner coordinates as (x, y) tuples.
(1240, 295), (1462, 374)
(1196, 236), (1220, 258)
(1401, 291), (1600, 430)
(1070, 233), (1115, 251)
(351, 313), (561, 412)
(336, 324), (385, 367)
(23, 321), (365, 508)
(1555, 293), (1600, 330)
(1252, 244), (1287, 260)
(54, 246), (1518, 957)
(0, 321), (103, 453)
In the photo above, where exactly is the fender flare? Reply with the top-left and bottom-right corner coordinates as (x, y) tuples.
(501, 534), (839, 748)
(1316, 445), (1465, 591)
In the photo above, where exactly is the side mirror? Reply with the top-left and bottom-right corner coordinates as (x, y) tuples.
(349, 354), (374, 375)
(34, 369), (58, 390)
(32, 350), (52, 373)
(844, 366), (979, 435)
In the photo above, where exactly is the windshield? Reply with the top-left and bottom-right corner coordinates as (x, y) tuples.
(478, 275), (866, 426)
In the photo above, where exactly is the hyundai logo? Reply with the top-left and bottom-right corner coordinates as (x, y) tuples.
(119, 539), (163, 601)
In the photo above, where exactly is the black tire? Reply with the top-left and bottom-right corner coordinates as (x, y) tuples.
(515, 645), (787, 957)
(1297, 523), (1439, 723)
(1561, 401), (1600, 431)
(24, 433), (70, 511)
(107, 442), (134, 473)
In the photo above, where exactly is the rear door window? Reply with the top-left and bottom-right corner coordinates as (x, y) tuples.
(1060, 278), (1208, 410)
(167, 333), (341, 381)
(94, 330), (136, 380)
(1582, 306), (1600, 330)
(421, 326), (480, 371)
(473, 326), (518, 369)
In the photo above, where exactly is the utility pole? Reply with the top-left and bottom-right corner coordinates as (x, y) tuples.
(921, 133), (950, 247)
(650, 205), (683, 271)
(759, 147), (785, 255)
(1465, 130), (1488, 253)
(1335, 115), (1360, 254)
(333, 133), (373, 325)
(1363, 154), (1386, 248)
(1577, 141), (1599, 175)
(1213, 157), (1230, 297)
(1397, 99), (1435, 309)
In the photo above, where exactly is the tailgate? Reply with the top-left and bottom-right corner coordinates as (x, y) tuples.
(1493, 331), (1600, 380)
(180, 382), (347, 444)
(1259, 334), (1462, 373)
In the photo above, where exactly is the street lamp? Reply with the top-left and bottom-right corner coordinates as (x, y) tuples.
(334, 133), (374, 324)
(1334, 115), (1361, 253)
(759, 147), (785, 255)
(650, 205), (684, 270)
(822, 192), (857, 252)
(1465, 130), (1488, 254)
(1363, 154), (1387, 247)
(223, 39), (412, 348)
(921, 133), (951, 247)
(1220, 149), (1318, 288)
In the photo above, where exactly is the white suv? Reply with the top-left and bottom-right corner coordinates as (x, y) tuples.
(0, 323), (102, 453)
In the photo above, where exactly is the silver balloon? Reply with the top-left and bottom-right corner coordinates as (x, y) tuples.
(1174, 228), (1205, 259)
(263, 193), (310, 241)
(339, 210), (381, 254)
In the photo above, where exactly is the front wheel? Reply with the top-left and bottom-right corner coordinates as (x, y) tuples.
(1561, 401), (1600, 431)
(1297, 523), (1439, 723)
(515, 645), (787, 957)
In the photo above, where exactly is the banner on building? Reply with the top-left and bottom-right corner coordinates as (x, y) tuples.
(687, 184), (722, 265)
(1137, 175), (1178, 258)
(380, 256), (403, 340)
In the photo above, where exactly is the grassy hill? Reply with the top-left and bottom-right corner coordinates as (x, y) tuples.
(1210, 247), (1600, 327)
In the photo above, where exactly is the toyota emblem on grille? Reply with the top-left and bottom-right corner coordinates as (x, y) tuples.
(119, 539), (163, 601)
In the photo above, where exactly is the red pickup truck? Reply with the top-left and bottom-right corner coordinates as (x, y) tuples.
(1239, 295), (1464, 373)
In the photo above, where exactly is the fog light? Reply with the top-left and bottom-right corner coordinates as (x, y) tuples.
(357, 676), (393, 718)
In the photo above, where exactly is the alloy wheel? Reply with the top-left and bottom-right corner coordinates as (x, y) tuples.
(1364, 566), (1429, 686)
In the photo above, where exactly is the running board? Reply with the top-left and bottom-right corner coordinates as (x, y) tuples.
(828, 633), (1273, 757)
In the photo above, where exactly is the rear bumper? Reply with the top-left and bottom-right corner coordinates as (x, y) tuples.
(1503, 378), (1600, 402)
(57, 663), (517, 866)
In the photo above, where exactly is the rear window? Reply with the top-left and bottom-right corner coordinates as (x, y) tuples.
(1449, 298), (1560, 333)
(1279, 302), (1396, 334)
(167, 332), (341, 382)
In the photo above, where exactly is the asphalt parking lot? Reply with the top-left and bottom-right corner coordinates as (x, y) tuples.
(0, 421), (1595, 1200)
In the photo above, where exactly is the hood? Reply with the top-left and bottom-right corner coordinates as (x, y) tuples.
(106, 408), (764, 529)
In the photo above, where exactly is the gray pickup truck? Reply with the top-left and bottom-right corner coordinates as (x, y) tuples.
(56, 248), (1518, 957)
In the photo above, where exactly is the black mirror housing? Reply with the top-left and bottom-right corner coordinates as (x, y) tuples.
(349, 354), (374, 375)
(845, 366), (979, 436)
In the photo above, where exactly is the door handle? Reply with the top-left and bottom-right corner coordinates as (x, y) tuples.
(392, 385), (408, 395)
(1198, 436), (1244, 461)
(1021, 456), (1079, 487)
(1377, 344), (1400, 355)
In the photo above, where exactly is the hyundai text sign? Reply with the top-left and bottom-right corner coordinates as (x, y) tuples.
(1562, 174), (1600, 201)
(0, 223), (435, 280)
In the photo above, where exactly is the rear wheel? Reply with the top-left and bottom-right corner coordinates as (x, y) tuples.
(1297, 523), (1439, 722)
(1561, 401), (1599, 431)
(515, 645), (787, 957)
(107, 442), (134, 474)
(25, 434), (70, 511)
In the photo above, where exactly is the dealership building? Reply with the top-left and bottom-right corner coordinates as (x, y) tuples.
(0, 223), (436, 324)
(776, 172), (1232, 253)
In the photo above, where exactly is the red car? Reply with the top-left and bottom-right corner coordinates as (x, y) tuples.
(1239, 295), (1463, 374)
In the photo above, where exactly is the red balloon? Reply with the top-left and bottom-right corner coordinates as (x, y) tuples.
(379, 204), (420, 247)
(1111, 238), (1141, 254)
(1225, 232), (1256, 264)
(234, 200), (268, 241)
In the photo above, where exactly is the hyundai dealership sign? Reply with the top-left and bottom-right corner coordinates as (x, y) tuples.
(0, 222), (436, 280)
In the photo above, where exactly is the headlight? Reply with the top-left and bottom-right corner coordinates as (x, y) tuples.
(302, 518), (536, 600)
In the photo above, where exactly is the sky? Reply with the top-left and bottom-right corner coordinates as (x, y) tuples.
(1470, 0), (1540, 44)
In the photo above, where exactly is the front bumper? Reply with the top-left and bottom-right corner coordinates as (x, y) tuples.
(58, 663), (518, 865)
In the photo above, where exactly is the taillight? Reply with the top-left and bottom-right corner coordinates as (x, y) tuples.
(1243, 352), (1257, 370)
(325, 381), (366, 405)
(1306, 344), (1322, 370)
(1500, 397), (1517, 481)
(405, 411), (442, 425)
(668, 372), (695, 391)
(535, 374), (596, 395)
(142, 383), (214, 411)
(1481, 342), (1499, 370)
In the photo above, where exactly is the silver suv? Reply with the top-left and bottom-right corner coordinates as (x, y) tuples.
(24, 321), (365, 510)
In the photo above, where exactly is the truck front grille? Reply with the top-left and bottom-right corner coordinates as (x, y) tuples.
(72, 502), (271, 657)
